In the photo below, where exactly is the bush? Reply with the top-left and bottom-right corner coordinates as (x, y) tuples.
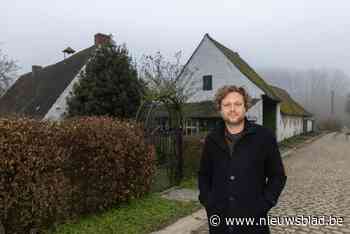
(0, 116), (155, 234)
(66, 42), (145, 119)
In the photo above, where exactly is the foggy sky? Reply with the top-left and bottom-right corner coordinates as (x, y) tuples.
(2, 0), (350, 76)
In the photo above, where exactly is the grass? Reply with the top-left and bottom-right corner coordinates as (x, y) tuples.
(179, 176), (198, 190)
(151, 167), (172, 192)
(46, 193), (201, 234)
(45, 131), (322, 234)
(278, 131), (322, 151)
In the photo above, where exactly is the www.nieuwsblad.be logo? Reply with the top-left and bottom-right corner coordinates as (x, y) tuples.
(209, 214), (344, 227)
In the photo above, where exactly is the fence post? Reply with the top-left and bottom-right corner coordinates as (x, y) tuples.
(0, 222), (5, 234)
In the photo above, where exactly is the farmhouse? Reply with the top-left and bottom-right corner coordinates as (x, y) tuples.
(0, 33), (111, 120)
(0, 33), (314, 141)
(156, 34), (314, 141)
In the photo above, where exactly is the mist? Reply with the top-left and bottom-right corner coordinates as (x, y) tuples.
(1, 0), (350, 124)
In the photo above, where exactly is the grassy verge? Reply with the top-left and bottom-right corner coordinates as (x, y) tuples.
(179, 176), (198, 190)
(46, 130), (323, 234)
(278, 131), (323, 151)
(46, 193), (201, 234)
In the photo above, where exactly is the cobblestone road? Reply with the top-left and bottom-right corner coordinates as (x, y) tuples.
(194, 133), (350, 233)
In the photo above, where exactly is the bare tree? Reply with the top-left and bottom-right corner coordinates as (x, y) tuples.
(137, 51), (199, 129)
(346, 93), (350, 116)
(0, 48), (19, 95)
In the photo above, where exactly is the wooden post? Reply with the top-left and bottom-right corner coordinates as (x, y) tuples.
(0, 222), (5, 234)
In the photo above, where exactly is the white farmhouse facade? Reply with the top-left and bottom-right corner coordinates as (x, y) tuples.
(276, 110), (304, 141)
(270, 85), (314, 141)
(176, 34), (313, 141)
(181, 34), (268, 125)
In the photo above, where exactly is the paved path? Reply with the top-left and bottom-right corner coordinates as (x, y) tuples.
(160, 188), (199, 202)
(193, 132), (350, 233)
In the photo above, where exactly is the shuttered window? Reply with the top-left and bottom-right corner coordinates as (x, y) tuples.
(203, 75), (212, 90)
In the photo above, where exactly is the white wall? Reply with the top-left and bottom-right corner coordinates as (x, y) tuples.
(246, 99), (263, 125)
(307, 119), (313, 132)
(182, 35), (265, 124)
(44, 65), (86, 121)
(276, 103), (282, 142)
(184, 35), (265, 102)
(277, 113), (304, 142)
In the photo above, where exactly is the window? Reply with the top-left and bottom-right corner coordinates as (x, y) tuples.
(184, 119), (200, 135)
(203, 75), (212, 90)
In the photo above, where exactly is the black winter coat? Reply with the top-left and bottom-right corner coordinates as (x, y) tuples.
(198, 117), (287, 234)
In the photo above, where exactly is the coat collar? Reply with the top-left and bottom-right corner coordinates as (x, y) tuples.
(207, 116), (257, 154)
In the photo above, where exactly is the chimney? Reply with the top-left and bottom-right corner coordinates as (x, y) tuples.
(94, 33), (111, 46)
(32, 65), (42, 77)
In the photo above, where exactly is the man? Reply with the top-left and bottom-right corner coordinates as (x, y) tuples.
(198, 85), (287, 234)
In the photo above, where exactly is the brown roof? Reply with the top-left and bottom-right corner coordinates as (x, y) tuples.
(0, 46), (95, 118)
(269, 85), (312, 117)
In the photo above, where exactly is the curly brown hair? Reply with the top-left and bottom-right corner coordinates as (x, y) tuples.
(214, 85), (252, 111)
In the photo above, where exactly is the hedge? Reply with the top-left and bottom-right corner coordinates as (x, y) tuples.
(0, 116), (156, 234)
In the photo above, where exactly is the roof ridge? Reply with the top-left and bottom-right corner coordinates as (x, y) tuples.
(0, 45), (95, 118)
(268, 85), (312, 117)
(35, 45), (96, 73)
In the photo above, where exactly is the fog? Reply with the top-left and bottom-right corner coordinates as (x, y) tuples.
(2, 0), (350, 123)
